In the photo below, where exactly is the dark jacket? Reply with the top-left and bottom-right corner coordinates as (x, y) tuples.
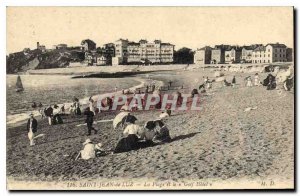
(84, 111), (94, 124)
(27, 118), (38, 133)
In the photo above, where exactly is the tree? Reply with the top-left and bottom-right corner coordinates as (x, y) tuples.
(173, 47), (194, 64)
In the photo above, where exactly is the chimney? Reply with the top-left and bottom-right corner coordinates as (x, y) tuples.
(37, 42), (40, 49)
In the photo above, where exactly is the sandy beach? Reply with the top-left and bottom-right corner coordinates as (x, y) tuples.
(6, 67), (294, 190)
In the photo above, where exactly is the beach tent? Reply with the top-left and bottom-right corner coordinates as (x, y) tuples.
(113, 111), (129, 129)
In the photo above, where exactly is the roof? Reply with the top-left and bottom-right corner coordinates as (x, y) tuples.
(128, 42), (140, 46)
(161, 43), (174, 46)
(231, 46), (243, 52)
(198, 46), (212, 51)
(116, 38), (128, 42)
(253, 45), (266, 52)
(103, 43), (114, 47)
(81, 39), (96, 45)
(266, 43), (287, 48)
(243, 44), (263, 50)
(214, 44), (231, 50)
(139, 39), (148, 44)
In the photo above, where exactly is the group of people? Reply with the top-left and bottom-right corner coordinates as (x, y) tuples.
(69, 97), (82, 115)
(76, 112), (172, 160)
(244, 73), (261, 87)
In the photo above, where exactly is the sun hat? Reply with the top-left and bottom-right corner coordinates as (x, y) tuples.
(95, 143), (103, 149)
(83, 138), (92, 146)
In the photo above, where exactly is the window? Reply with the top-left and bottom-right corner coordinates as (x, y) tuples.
(275, 54), (277, 57)
(268, 49), (270, 52)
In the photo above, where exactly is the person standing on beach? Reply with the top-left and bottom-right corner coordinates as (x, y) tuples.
(254, 73), (260, 86)
(84, 107), (98, 136)
(45, 105), (53, 125)
(27, 114), (37, 146)
(232, 76), (236, 88)
(246, 76), (253, 87)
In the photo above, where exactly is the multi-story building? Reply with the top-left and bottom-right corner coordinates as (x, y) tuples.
(286, 48), (293, 62)
(127, 41), (141, 63)
(224, 46), (242, 63)
(113, 39), (129, 65)
(252, 43), (287, 63)
(95, 55), (107, 66)
(97, 43), (115, 65)
(159, 42), (174, 64)
(241, 44), (262, 63)
(115, 39), (174, 65)
(211, 45), (230, 64)
(81, 39), (96, 51)
(194, 46), (212, 64)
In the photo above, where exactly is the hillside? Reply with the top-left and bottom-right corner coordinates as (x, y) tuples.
(6, 49), (85, 74)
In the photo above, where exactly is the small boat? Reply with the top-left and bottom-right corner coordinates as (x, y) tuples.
(15, 75), (24, 92)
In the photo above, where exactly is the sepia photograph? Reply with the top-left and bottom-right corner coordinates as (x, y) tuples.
(6, 6), (294, 190)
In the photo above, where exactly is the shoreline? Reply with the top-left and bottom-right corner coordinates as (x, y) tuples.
(6, 77), (165, 128)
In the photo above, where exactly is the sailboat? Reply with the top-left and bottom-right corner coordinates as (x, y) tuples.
(15, 75), (24, 92)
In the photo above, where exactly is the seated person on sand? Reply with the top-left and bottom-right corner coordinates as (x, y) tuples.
(153, 120), (171, 143)
(113, 122), (144, 153)
(52, 104), (63, 125)
(223, 79), (231, 87)
(121, 112), (138, 128)
(75, 139), (104, 160)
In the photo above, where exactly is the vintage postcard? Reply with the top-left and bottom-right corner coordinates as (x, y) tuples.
(6, 7), (294, 190)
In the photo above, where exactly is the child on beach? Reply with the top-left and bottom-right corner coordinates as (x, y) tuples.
(75, 139), (103, 160)
(246, 76), (253, 87)
(254, 73), (260, 86)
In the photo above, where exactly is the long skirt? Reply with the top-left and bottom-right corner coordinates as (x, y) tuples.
(155, 127), (171, 143)
(28, 130), (35, 146)
(114, 134), (139, 153)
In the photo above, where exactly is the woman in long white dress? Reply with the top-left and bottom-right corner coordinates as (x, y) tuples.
(246, 76), (253, 87)
(254, 73), (260, 86)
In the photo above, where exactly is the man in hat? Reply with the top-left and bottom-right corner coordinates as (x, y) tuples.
(84, 107), (98, 136)
(27, 113), (38, 146)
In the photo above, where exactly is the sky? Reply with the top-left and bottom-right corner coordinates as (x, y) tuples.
(7, 7), (294, 54)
